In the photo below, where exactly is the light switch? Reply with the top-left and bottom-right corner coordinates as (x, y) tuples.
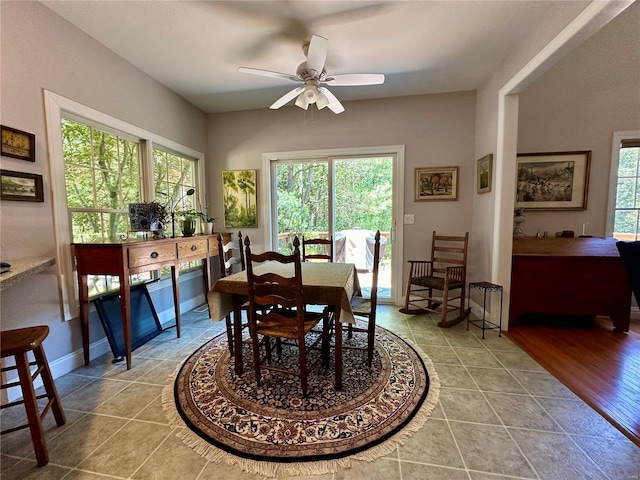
(404, 214), (415, 225)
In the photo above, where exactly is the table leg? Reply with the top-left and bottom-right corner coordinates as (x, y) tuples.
(233, 295), (244, 376)
(481, 288), (488, 339)
(120, 273), (132, 370)
(202, 258), (212, 298)
(78, 273), (90, 365)
(171, 266), (181, 338)
(334, 304), (343, 391)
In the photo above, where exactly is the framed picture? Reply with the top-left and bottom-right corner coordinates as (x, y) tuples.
(223, 169), (258, 228)
(1, 170), (44, 202)
(515, 151), (591, 210)
(477, 154), (493, 194)
(414, 166), (459, 201)
(1, 125), (35, 162)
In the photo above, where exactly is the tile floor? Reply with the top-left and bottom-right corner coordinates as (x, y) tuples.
(1, 305), (639, 480)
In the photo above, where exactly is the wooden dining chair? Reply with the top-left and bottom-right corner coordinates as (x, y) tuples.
(400, 231), (470, 327)
(346, 230), (382, 366)
(244, 235), (328, 396)
(302, 236), (333, 262)
(217, 231), (246, 354)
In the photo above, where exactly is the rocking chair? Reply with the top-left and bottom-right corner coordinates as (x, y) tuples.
(400, 231), (470, 327)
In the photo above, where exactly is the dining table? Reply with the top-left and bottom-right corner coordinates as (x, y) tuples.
(207, 262), (359, 390)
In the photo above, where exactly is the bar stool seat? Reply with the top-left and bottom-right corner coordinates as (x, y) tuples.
(1, 326), (66, 466)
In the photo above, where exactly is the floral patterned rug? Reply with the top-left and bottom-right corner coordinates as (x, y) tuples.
(163, 322), (439, 477)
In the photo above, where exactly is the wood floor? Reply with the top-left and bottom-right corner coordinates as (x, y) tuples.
(506, 315), (640, 447)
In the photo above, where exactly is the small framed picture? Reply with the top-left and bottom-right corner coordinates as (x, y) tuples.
(414, 166), (459, 201)
(515, 151), (590, 210)
(477, 154), (493, 194)
(1, 170), (44, 202)
(1, 125), (36, 162)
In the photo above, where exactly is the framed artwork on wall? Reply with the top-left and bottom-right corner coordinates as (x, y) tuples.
(223, 169), (258, 228)
(477, 154), (493, 194)
(1, 170), (44, 202)
(1, 125), (36, 162)
(515, 151), (590, 210)
(414, 166), (458, 201)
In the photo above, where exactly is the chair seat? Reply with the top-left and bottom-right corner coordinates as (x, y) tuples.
(411, 275), (464, 290)
(256, 310), (324, 339)
(411, 275), (445, 289)
(350, 296), (373, 315)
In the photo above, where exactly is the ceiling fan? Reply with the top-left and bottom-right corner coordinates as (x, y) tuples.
(238, 35), (385, 114)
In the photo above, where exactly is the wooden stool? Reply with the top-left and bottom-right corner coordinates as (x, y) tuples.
(1, 326), (66, 466)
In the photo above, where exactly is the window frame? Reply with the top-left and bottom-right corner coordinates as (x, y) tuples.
(606, 131), (640, 239)
(44, 90), (206, 320)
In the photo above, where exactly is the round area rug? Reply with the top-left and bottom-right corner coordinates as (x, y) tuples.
(163, 322), (440, 477)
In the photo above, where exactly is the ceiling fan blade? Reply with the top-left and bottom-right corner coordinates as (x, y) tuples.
(270, 87), (305, 109)
(238, 67), (299, 83)
(318, 87), (345, 114)
(323, 74), (385, 86)
(306, 35), (328, 77)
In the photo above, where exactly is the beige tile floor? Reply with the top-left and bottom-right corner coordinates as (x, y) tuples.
(2, 305), (639, 480)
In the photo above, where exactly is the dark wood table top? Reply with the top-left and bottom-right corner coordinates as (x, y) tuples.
(512, 237), (621, 258)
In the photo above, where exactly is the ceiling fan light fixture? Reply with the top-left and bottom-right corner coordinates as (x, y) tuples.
(303, 84), (317, 103)
(295, 93), (309, 110)
(316, 91), (329, 110)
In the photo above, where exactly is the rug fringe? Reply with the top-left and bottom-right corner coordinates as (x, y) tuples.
(162, 340), (440, 478)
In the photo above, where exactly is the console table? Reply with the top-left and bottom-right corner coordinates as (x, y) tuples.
(510, 237), (631, 331)
(72, 233), (229, 369)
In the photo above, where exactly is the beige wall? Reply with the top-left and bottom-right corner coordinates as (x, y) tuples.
(517, 1), (640, 237)
(0, 1), (207, 365)
(207, 91), (477, 286)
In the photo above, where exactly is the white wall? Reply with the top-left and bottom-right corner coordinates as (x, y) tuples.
(206, 91), (477, 289)
(517, 2), (640, 238)
(0, 1), (207, 367)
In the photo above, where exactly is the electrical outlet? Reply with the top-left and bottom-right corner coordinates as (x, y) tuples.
(404, 214), (415, 225)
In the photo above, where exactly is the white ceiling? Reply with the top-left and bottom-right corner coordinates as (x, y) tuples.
(41, 1), (584, 114)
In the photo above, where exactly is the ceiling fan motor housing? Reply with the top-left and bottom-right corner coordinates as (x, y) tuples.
(296, 62), (324, 81)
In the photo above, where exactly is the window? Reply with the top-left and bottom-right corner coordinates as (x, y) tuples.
(153, 148), (202, 274)
(608, 133), (640, 241)
(153, 148), (198, 236)
(62, 118), (141, 243)
(45, 91), (205, 319)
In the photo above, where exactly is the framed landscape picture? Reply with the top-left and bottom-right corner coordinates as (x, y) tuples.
(1, 170), (44, 202)
(477, 154), (493, 194)
(223, 169), (258, 228)
(515, 151), (590, 210)
(414, 166), (458, 201)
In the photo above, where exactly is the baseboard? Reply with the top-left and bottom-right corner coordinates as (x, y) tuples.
(155, 294), (206, 328)
(3, 337), (112, 404)
(468, 300), (503, 328)
(2, 292), (206, 404)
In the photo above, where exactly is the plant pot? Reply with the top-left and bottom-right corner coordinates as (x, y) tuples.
(181, 218), (196, 237)
(201, 222), (214, 235)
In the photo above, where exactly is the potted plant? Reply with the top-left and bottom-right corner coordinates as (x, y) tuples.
(178, 209), (198, 237)
(198, 205), (216, 235)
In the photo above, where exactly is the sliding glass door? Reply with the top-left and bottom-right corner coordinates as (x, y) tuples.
(272, 155), (395, 301)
